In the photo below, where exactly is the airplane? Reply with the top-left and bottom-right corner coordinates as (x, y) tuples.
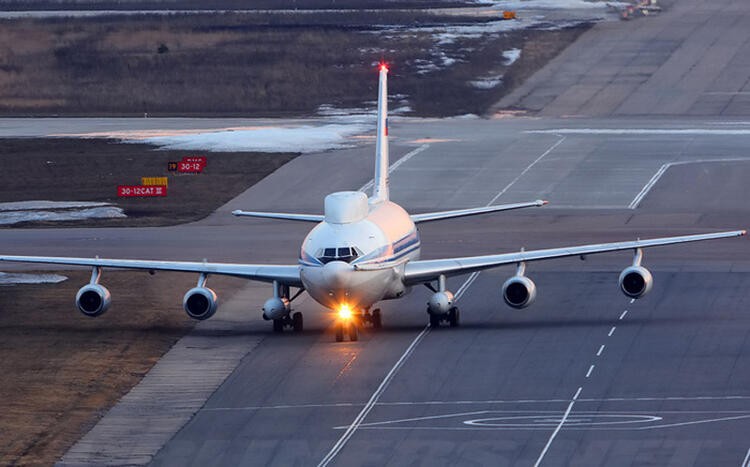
(0, 64), (745, 342)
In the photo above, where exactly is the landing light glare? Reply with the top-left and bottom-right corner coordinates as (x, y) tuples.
(338, 304), (353, 320)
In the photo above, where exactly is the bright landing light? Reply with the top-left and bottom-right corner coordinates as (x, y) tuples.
(338, 304), (353, 320)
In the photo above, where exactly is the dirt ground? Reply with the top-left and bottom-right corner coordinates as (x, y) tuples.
(0, 138), (297, 227)
(0, 270), (245, 466)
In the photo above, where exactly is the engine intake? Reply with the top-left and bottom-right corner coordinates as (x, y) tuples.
(183, 287), (218, 320)
(262, 297), (291, 320)
(427, 291), (454, 315)
(76, 283), (111, 317)
(502, 275), (537, 309)
(618, 265), (653, 299)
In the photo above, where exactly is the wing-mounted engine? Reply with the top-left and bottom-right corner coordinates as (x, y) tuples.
(502, 261), (537, 309)
(618, 248), (653, 299)
(183, 273), (218, 320)
(75, 266), (111, 317)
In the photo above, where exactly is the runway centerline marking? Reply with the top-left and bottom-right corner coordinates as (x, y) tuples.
(741, 447), (750, 467)
(596, 345), (605, 357)
(585, 365), (595, 378)
(317, 270), (479, 467)
(619, 310), (628, 320)
(533, 386), (582, 467)
(488, 136), (565, 205)
(608, 326), (616, 337)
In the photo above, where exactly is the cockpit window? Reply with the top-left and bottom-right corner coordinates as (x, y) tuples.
(317, 246), (361, 264)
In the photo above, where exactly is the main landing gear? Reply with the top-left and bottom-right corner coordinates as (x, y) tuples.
(428, 306), (461, 328)
(273, 311), (304, 333)
(334, 308), (382, 342)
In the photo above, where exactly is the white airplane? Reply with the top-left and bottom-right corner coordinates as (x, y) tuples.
(0, 64), (745, 342)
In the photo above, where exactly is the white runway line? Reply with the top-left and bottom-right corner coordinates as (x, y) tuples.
(741, 447), (750, 467)
(487, 136), (565, 205)
(527, 128), (750, 136)
(596, 345), (605, 357)
(619, 310), (629, 320)
(628, 158), (749, 209)
(358, 144), (430, 193)
(585, 365), (595, 378)
(533, 387), (582, 467)
(318, 268), (479, 467)
(608, 326), (617, 337)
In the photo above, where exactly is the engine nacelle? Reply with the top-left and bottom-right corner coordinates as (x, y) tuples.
(75, 283), (112, 317)
(618, 265), (653, 299)
(502, 275), (537, 309)
(183, 287), (218, 320)
(427, 291), (454, 315)
(262, 297), (291, 320)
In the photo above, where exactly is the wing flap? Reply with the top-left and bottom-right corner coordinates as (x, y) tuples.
(404, 230), (746, 284)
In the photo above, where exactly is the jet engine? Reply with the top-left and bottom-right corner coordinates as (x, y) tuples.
(183, 287), (218, 320)
(427, 291), (454, 315)
(76, 283), (111, 317)
(262, 296), (291, 320)
(502, 275), (537, 309)
(618, 265), (653, 299)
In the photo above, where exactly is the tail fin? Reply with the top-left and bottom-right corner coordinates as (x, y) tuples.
(372, 63), (389, 203)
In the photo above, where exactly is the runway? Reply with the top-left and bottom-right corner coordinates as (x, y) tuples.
(2, 0), (749, 464)
(0, 115), (732, 466)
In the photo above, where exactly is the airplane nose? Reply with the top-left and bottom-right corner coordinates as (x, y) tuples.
(322, 260), (353, 289)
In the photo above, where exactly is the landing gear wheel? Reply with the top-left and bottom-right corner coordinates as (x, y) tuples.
(273, 318), (284, 333)
(292, 312), (304, 332)
(429, 313), (441, 328)
(372, 308), (382, 329)
(348, 322), (359, 341)
(335, 323), (344, 342)
(448, 307), (460, 327)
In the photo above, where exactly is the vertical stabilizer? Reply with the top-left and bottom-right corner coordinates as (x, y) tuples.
(372, 63), (389, 204)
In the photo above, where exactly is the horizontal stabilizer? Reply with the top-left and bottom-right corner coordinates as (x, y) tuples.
(232, 210), (324, 222)
(410, 200), (547, 224)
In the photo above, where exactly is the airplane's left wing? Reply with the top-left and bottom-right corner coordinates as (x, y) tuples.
(403, 230), (745, 284)
(232, 210), (324, 223)
(0, 255), (302, 287)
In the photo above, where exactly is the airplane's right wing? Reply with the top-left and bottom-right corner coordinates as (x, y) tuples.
(403, 230), (746, 285)
(232, 210), (324, 223)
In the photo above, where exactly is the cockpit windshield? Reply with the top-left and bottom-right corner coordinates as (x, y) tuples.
(317, 246), (361, 264)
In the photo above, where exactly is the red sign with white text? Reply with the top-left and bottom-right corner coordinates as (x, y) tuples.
(182, 156), (207, 166)
(118, 185), (168, 197)
(178, 161), (204, 173)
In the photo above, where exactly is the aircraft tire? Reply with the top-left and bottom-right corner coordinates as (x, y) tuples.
(372, 309), (382, 329)
(448, 307), (460, 327)
(429, 313), (441, 328)
(273, 319), (284, 333)
(335, 323), (344, 342)
(348, 322), (359, 341)
(292, 312), (304, 332)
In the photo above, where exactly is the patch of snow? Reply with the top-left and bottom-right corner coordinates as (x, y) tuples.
(0, 272), (68, 286)
(474, 0), (628, 8)
(139, 124), (371, 153)
(0, 207), (126, 226)
(503, 48), (522, 65)
(0, 201), (111, 212)
(469, 76), (504, 89)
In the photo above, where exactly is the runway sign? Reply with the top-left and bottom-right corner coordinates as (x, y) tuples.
(118, 185), (167, 197)
(141, 177), (168, 187)
(182, 156), (207, 167)
(177, 161), (204, 173)
(167, 161), (179, 171)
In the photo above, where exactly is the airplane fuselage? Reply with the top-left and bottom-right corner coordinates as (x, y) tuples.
(299, 194), (419, 312)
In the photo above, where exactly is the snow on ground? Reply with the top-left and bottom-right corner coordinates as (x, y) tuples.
(473, 0), (629, 8)
(0, 203), (125, 226)
(468, 75), (504, 89)
(138, 123), (372, 153)
(0, 272), (68, 285)
(503, 48), (522, 65)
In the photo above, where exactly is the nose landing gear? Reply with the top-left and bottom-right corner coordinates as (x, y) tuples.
(334, 308), (382, 342)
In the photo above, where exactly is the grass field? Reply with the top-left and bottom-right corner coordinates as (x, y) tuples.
(0, 13), (587, 117)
